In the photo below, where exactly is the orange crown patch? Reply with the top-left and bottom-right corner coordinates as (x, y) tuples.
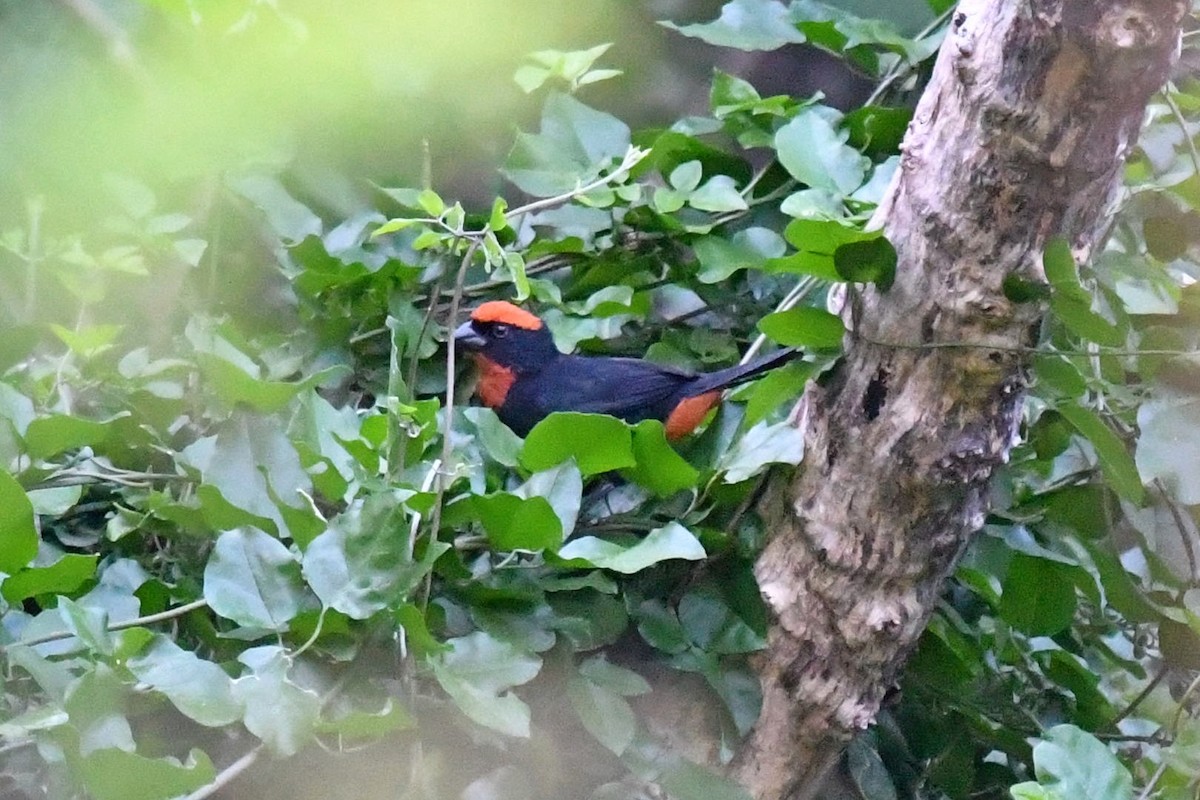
(470, 301), (543, 331)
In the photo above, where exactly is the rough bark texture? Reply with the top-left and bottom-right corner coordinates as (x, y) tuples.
(733, 2), (1186, 798)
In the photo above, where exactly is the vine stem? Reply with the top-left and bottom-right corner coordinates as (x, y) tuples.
(863, 6), (954, 107)
(1164, 82), (1200, 178)
(1135, 759), (1170, 800)
(181, 745), (264, 800)
(503, 146), (650, 222)
(0, 598), (209, 653)
(741, 276), (818, 364)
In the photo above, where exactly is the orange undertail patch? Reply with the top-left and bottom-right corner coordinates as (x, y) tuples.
(473, 355), (517, 409)
(664, 391), (720, 440)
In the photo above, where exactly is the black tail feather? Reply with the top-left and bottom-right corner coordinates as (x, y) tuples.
(685, 347), (801, 397)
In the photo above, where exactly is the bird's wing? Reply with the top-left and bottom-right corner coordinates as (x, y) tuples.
(530, 356), (697, 422)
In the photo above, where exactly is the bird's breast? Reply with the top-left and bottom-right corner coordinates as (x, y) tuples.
(472, 355), (517, 409)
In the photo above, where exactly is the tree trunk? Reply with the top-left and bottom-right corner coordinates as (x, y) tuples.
(733, 2), (1186, 798)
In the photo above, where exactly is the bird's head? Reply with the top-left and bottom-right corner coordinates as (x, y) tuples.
(453, 301), (559, 372)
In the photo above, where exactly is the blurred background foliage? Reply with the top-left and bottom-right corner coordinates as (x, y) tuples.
(2, 2), (1200, 800)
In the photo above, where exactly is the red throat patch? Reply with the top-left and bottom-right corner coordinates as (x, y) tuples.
(471, 301), (543, 330)
(664, 391), (720, 439)
(473, 355), (517, 409)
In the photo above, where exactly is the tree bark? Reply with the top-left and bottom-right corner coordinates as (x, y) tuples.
(733, 2), (1186, 798)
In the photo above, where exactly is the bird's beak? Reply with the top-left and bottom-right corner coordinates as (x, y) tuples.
(453, 321), (486, 350)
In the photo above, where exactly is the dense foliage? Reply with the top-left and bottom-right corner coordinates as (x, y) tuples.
(2, 1), (1200, 799)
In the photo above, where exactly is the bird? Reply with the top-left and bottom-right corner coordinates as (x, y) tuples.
(453, 301), (799, 439)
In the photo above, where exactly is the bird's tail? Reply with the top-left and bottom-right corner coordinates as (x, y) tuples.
(685, 347), (801, 397)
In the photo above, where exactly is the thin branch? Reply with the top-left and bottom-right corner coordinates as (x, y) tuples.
(420, 239), (482, 615)
(864, 6), (954, 107)
(1136, 758), (1170, 800)
(1156, 480), (1200, 583)
(742, 276), (818, 364)
(0, 598), (209, 653)
(1164, 83), (1200, 178)
(181, 745), (264, 800)
(504, 146), (651, 221)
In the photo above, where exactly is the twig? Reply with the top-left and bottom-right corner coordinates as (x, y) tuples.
(864, 6), (954, 107)
(0, 598), (209, 653)
(419, 240), (482, 616)
(1136, 759), (1170, 800)
(1156, 480), (1200, 583)
(182, 745), (264, 800)
(1107, 666), (1166, 728)
(1164, 83), (1200, 178)
(741, 276), (818, 364)
(504, 146), (650, 222)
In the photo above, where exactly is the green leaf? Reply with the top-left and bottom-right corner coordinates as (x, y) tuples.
(843, 106), (912, 157)
(783, 217), (878, 252)
(758, 307), (844, 348)
(203, 528), (305, 631)
(1136, 389), (1200, 505)
(50, 323), (124, 358)
(515, 461), (583, 538)
(579, 655), (651, 696)
(24, 414), (123, 460)
(58, 597), (113, 655)
(465, 407), (525, 467)
(669, 160), (703, 192)
(1034, 354), (1087, 398)
(999, 553), (1078, 636)
(846, 738), (898, 800)
(779, 188), (844, 219)
(688, 175), (748, 212)
(721, 419), (805, 482)
(623, 420), (700, 497)
(1026, 725), (1132, 800)
(196, 355), (348, 413)
(181, 411), (313, 538)
(743, 360), (813, 428)
(430, 632), (542, 738)
(229, 175), (321, 244)
(80, 748), (215, 800)
(1058, 402), (1145, 505)
(0, 470), (38, 573)
(1009, 783), (1060, 800)
(557, 522), (706, 573)
(396, 603), (448, 658)
(1050, 295), (1125, 347)
(623, 731), (753, 800)
(774, 109), (868, 195)
(302, 492), (448, 619)
(569, 674), (637, 754)
(416, 188), (444, 216)
(2, 554), (98, 603)
(1042, 238), (1125, 346)
(660, 0), (806, 51)
(126, 635), (241, 727)
(316, 696), (414, 739)
(232, 646), (321, 756)
(834, 236), (897, 289)
(694, 235), (765, 283)
(472, 493), (563, 550)
(678, 588), (765, 653)
(1042, 237), (1082, 297)
(522, 413), (636, 475)
(503, 93), (631, 197)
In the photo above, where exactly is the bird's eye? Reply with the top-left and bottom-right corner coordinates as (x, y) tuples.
(492, 324), (509, 338)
